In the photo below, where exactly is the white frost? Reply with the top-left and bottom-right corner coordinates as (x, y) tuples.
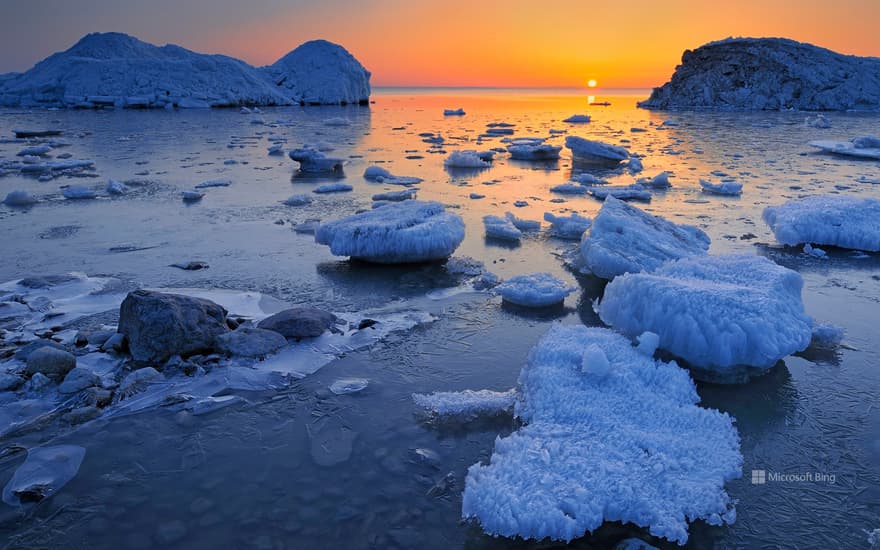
(762, 195), (880, 251)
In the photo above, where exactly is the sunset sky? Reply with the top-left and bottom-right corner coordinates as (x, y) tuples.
(1, 0), (879, 88)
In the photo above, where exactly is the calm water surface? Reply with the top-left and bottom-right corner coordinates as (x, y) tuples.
(0, 88), (878, 549)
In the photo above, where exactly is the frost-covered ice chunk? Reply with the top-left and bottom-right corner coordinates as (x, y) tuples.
(313, 182), (353, 194)
(462, 325), (741, 545)
(507, 144), (562, 161)
(550, 183), (588, 195)
(17, 144), (52, 157)
(544, 212), (591, 239)
(588, 184), (651, 202)
(762, 195), (880, 251)
(581, 196), (710, 279)
(195, 179), (231, 189)
(809, 137), (880, 160)
(372, 189), (416, 202)
(563, 114), (591, 123)
(483, 215), (523, 242)
(444, 108), (466, 116)
(496, 273), (575, 307)
(268, 143), (284, 155)
(572, 173), (606, 185)
(805, 114), (831, 129)
(636, 331), (660, 356)
(646, 171), (672, 188)
(62, 186), (96, 200)
(566, 136), (629, 164)
(315, 200), (465, 263)
(627, 157), (644, 174)
(445, 150), (492, 169)
(580, 343), (611, 377)
(413, 388), (517, 420)
(802, 243), (826, 258)
(106, 178), (126, 195)
(3, 190), (37, 206)
(329, 378), (369, 395)
(2, 445), (86, 506)
(363, 165), (422, 186)
(811, 322), (844, 347)
(600, 254), (812, 379)
(505, 212), (540, 232)
(699, 178), (742, 196)
(289, 148), (344, 173)
(283, 194), (312, 206)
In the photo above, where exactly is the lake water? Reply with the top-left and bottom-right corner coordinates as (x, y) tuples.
(0, 87), (878, 549)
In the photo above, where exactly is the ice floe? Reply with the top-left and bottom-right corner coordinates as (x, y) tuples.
(543, 212), (591, 239)
(313, 182), (353, 194)
(462, 325), (741, 544)
(809, 138), (880, 160)
(563, 114), (591, 123)
(566, 136), (629, 164)
(444, 108), (466, 116)
(699, 179), (743, 196)
(413, 389), (517, 421)
(3, 190), (37, 207)
(762, 195), (880, 251)
(587, 184), (651, 202)
(315, 200), (465, 263)
(363, 165), (423, 186)
(483, 215), (523, 242)
(445, 150), (492, 169)
(600, 254), (813, 381)
(507, 143), (562, 161)
(289, 148), (344, 173)
(496, 273), (575, 307)
(581, 196), (710, 279)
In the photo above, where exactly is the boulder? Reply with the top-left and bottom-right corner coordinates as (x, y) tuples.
(25, 347), (76, 379)
(215, 327), (288, 357)
(118, 290), (229, 363)
(639, 37), (880, 111)
(58, 367), (101, 394)
(258, 307), (339, 339)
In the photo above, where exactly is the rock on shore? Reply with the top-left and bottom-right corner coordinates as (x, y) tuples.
(639, 37), (880, 111)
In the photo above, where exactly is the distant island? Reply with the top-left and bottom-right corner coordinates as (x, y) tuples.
(0, 32), (371, 109)
(639, 37), (880, 111)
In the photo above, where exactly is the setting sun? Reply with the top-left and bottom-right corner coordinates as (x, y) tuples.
(587, 79), (598, 88)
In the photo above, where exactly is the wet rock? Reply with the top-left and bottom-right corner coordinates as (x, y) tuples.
(215, 327), (287, 358)
(63, 406), (101, 425)
(75, 329), (116, 347)
(25, 346), (76, 379)
(14, 340), (67, 361)
(0, 373), (24, 391)
(170, 261), (209, 271)
(257, 307), (339, 339)
(58, 367), (100, 394)
(118, 289), (229, 363)
(83, 387), (113, 407)
(22, 372), (53, 393)
(101, 333), (126, 353)
(356, 318), (378, 330)
(117, 367), (162, 400)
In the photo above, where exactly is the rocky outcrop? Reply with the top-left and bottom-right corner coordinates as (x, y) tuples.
(118, 290), (229, 363)
(639, 37), (880, 111)
(0, 32), (370, 109)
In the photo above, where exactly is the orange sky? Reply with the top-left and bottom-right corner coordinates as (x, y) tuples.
(3, 0), (880, 88)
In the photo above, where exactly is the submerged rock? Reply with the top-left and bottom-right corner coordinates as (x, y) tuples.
(639, 37), (880, 111)
(215, 326), (287, 357)
(257, 307), (339, 339)
(2, 445), (86, 506)
(118, 290), (229, 363)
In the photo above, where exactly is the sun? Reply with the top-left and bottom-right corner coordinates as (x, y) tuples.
(587, 79), (598, 88)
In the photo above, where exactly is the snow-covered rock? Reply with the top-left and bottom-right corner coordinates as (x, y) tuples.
(462, 325), (741, 545)
(0, 33), (371, 108)
(639, 37), (880, 111)
(544, 212), (591, 239)
(600, 254), (812, 381)
(581, 196), (710, 279)
(762, 195), (880, 251)
(264, 39), (370, 105)
(566, 136), (629, 164)
(413, 389), (517, 420)
(700, 179), (743, 196)
(315, 200), (465, 263)
(496, 273), (575, 307)
(289, 148), (344, 173)
(483, 215), (523, 242)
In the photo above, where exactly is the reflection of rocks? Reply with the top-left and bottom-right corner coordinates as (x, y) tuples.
(258, 307), (339, 339)
(25, 346), (76, 379)
(118, 290), (229, 363)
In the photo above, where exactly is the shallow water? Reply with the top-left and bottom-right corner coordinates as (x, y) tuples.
(0, 88), (879, 549)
